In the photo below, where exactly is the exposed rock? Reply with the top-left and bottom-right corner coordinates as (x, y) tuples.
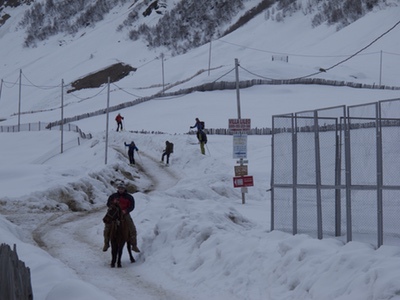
(67, 63), (136, 93)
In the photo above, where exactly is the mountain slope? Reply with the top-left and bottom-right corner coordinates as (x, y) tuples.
(0, 0), (399, 130)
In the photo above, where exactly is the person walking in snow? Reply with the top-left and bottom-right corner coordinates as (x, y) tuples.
(124, 141), (139, 165)
(161, 140), (174, 165)
(190, 117), (204, 132)
(103, 182), (140, 253)
(197, 130), (207, 155)
(115, 113), (124, 132)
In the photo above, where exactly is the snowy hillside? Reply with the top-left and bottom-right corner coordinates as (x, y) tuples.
(1, 1), (400, 299)
(0, 0), (399, 131)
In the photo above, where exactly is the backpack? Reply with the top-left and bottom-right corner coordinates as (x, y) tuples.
(198, 131), (207, 144)
(167, 142), (174, 153)
(199, 121), (205, 130)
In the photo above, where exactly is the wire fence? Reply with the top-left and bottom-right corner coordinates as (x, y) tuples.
(0, 122), (92, 164)
(271, 98), (400, 248)
(31, 137), (82, 164)
(0, 122), (92, 139)
(29, 77), (400, 130)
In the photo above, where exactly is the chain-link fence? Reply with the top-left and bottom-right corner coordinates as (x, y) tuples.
(271, 98), (400, 248)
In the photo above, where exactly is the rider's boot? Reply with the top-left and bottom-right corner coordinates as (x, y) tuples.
(103, 225), (110, 251)
(103, 239), (110, 252)
(131, 244), (140, 253)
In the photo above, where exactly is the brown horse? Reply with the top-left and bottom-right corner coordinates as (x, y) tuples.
(104, 203), (135, 268)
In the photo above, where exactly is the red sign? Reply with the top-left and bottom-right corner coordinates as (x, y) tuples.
(233, 176), (254, 188)
(229, 118), (251, 131)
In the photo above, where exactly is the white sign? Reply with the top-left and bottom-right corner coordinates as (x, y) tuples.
(233, 134), (247, 159)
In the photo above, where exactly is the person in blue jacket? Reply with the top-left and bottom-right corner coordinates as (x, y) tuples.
(190, 117), (203, 132)
(124, 141), (139, 165)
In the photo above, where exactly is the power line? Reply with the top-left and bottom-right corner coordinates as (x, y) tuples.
(211, 67), (235, 83)
(216, 39), (381, 58)
(111, 82), (144, 98)
(238, 65), (274, 80)
(288, 19), (400, 80)
(2, 78), (19, 88)
(68, 85), (108, 101)
(324, 19), (400, 72)
(383, 51), (400, 56)
(21, 71), (60, 89)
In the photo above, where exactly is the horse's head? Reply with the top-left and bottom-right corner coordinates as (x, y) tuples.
(103, 203), (122, 224)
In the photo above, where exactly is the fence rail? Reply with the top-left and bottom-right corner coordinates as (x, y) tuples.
(0, 122), (92, 139)
(192, 127), (272, 135)
(45, 78), (400, 129)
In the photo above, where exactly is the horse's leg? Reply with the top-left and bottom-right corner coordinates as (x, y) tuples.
(117, 242), (124, 268)
(126, 242), (135, 263)
(111, 242), (117, 268)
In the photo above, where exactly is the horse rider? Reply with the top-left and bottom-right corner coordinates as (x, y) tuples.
(103, 182), (140, 253)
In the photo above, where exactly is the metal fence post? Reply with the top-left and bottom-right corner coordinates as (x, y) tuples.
(314, 110), (323, 239)
(292, 114), (298, 235)
(345, 107), (352, 243)
(270, 117), (275, 231)
(334, 120), (341, 236)
(376, 102), (383, 247)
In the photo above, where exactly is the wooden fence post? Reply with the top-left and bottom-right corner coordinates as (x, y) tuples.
(0, 243), (33, 300)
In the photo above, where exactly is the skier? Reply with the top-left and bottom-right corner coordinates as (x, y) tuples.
(161, 140), (174, 165)
(115, 113), (124, 132)
(190, 117), (204, 132)
(124, 141), (139, 165)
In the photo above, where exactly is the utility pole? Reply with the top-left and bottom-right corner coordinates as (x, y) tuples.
(379, 50), (383, 86)
(18, 69), (22, 132)
(161, 53), (165, 93)
(231, 59), (253, 204)
(61, 79), (64, 153)
(235, 58), (246, 204)
(105, 77), (110, 165)
(208, 39), (212, 76)
(235, 58), (241, 119)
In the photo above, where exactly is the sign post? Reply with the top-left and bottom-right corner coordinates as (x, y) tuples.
(230, 58), (255, 204)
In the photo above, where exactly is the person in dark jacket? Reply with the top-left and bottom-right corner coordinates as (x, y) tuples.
(124, 141), (139, 165)
(190, 117), (203, 132)
(115, 113), (124, 132)
(103, 182), (140, 253)
(161, 140), (173, 165)
(197, 130), (207, 155)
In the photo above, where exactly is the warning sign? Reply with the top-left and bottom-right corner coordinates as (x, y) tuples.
(233, 176), (254, 188)
(234, 165), (248, 176)
(229, 119), (251, 132)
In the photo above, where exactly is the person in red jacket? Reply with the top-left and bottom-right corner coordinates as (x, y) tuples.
(103, 182), (140, 253)
(115, 113), (124, 132)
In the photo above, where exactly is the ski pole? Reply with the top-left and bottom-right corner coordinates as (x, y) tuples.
(137, 150), (143, 163)
(206, 144), (211, 156)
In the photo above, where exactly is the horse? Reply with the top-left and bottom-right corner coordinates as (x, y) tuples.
(103, 203), (135, 268)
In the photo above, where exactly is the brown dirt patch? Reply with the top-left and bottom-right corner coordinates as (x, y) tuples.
(67, 62), (136, 93)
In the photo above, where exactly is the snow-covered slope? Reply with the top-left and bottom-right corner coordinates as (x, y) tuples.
(1, 2), (400, 299)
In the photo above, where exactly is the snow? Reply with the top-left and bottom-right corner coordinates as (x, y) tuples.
(1, 2), (400, 300)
